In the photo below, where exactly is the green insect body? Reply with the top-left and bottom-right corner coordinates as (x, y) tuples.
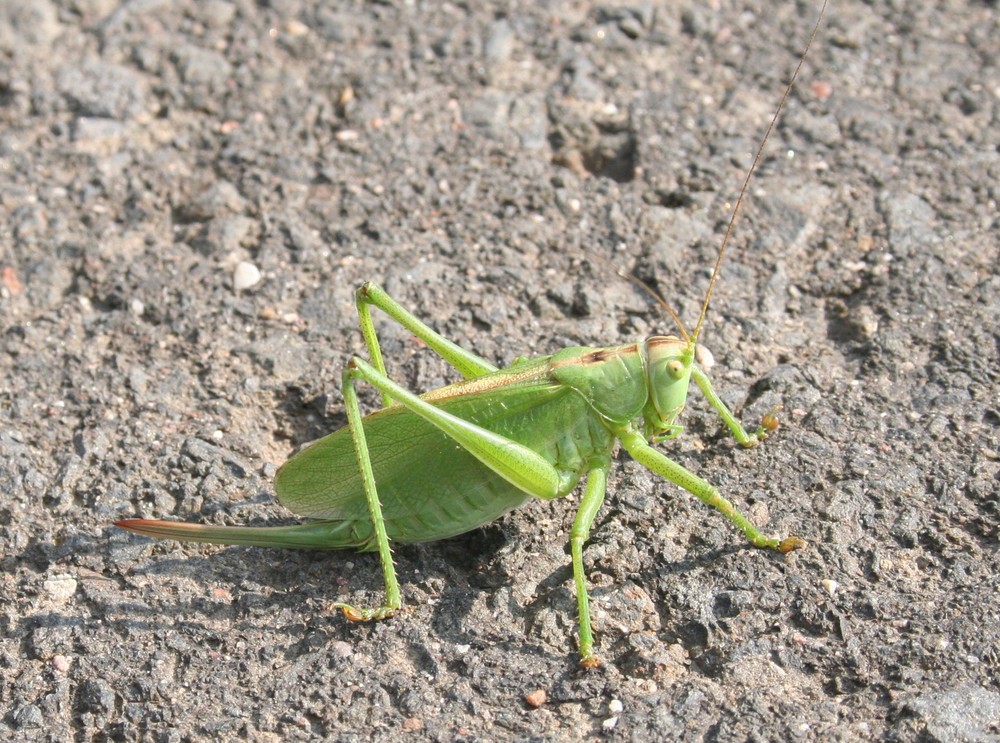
(118, 284), (802, 668)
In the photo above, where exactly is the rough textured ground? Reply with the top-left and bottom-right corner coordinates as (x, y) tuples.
(2, 0), (998, 740)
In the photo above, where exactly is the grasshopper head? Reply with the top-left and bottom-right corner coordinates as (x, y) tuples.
(642, 335), (696, 436)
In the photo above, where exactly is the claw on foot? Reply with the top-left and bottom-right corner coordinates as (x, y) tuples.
(762, 405), (783, 433)
(777, 536), (806, 554)
(333, 602), (396, 622)
(580, 654), (602, 670)
(747, 405), (783, 443)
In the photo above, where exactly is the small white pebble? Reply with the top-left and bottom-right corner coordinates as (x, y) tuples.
(609, 699), (623, 714)
(328, 641), (353, 659)
(821, 579), (839, 596)
(285, 19), (309, 36)
(52, 655), (71, 673)
(602, 716), (619, 731)
(695, 344), (715, 369)
(233, 261), (261, 291)
(129, 298), (145, 317)
(43, 575), (77, 601)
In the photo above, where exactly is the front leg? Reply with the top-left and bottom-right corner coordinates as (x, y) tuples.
(691, 366), (774, 448)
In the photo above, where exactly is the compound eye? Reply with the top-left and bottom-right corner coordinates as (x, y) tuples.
(667, 359), (684, 378)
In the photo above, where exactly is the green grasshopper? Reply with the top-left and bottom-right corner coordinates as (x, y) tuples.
(118, 6), (826, 669)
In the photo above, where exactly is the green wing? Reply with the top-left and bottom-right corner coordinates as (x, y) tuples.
(275, 363), (612, 546)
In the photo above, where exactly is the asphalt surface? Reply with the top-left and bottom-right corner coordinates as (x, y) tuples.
(2, 1), (998, 740)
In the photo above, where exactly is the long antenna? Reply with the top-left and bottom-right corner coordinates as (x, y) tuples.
(568, 248), (693, 341)
(690, 0), (828, 343)
(617, 268), (691, 343)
